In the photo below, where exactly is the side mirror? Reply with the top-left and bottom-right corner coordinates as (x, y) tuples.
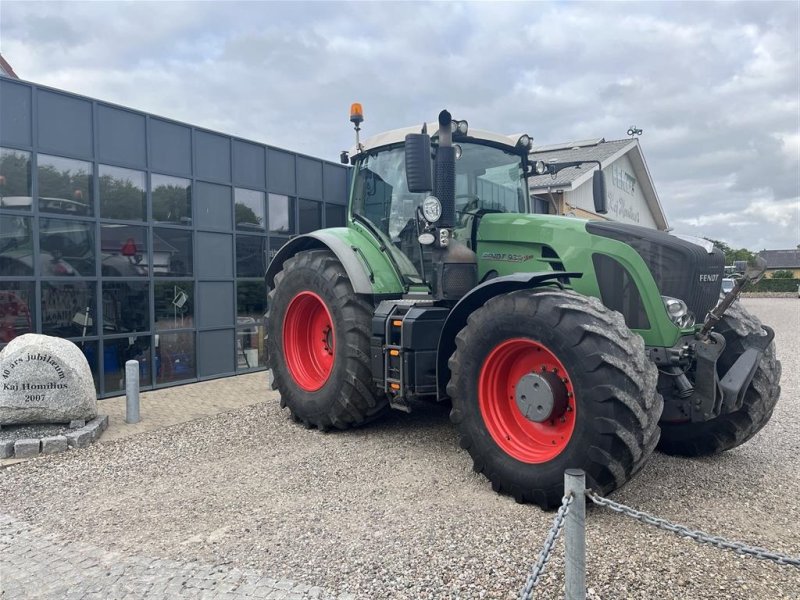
(593, 170), (608, 214)
(405, 133), (433, 193)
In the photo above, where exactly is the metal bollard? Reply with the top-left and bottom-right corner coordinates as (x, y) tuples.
(125, 360), (140, 424)
(564, 469), (587, 600)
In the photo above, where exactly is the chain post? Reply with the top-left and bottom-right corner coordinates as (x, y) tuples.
(564, 469), (586, 600)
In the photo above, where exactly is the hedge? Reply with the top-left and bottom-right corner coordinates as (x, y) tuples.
(748, 278), (800, 292)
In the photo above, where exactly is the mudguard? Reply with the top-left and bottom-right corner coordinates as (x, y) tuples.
(436, 271), (582, 399)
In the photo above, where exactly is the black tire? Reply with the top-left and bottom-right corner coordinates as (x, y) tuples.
(448, 289), (663, 509)
(658, 302), (781, 456)
(266, 249), (389, 429)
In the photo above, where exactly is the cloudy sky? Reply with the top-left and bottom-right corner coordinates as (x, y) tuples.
(2, 1), (798, 250)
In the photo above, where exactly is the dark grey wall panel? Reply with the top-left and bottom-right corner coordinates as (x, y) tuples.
(233, 140), (266, 189)
(323, 163), (348, 205)
(37, 90), (92, 157)
(149, 118), (191, 175)
(0, 79), (32, 147)
(196, 231), (233, 278)
(97, 105), (146, 167)
(197, 281), (234, 329)
(195, 130), (231, 182)
(195, 181), (232, 230)
(198, 329), (234, 376)
(297, 156), (323, 200)
(267, 148), (295, 195)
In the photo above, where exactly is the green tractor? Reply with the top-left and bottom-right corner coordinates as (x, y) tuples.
(265, 107), (781, 509)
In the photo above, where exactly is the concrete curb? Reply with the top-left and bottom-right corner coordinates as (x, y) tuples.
(2, 415), (109, 459)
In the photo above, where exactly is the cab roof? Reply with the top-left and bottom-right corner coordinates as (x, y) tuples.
(352, 123), (525, 155)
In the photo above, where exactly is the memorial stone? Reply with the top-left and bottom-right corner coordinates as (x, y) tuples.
(0, 334), (97, 425)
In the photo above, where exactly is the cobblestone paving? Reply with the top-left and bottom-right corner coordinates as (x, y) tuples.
(0, 513), (349, 600)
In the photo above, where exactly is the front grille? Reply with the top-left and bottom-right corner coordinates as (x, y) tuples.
(587, 222), (725, 321)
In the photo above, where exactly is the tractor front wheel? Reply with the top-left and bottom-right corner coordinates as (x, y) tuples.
(267, 249), (388, 429)
(448, 289), (663, 509)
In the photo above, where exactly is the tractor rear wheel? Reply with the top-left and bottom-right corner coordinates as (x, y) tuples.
(448, 289), (662, 509)
(266, 249), (388, 429)
(658, 302), (781, 456)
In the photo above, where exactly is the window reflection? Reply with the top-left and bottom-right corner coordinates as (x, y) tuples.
(154, 281), (193, 330)
(102, 281), (149, 333)
(153, 228), (192, 276)
(268, 193), (293, 234)
(325, 203), (346, 228)
(77, 340), (100, 393)
(156, 331), (195, 383)
(0, 282), (34, 345)
(268, 236), (289, 260)
(0, 215), (33, 276)
(152, 174), (191, 225)
(237, 325), (265, 371)
(40, 218), (96, 276)
(235, 188), (265, 231)
(235, 235), (266, 277)
(237, 280), (266, 323)
(299, 199), (321, 234)
(0, 147), (32, 210)
(42, 282), (96, 337)
(37, 154), (93, 216)
(99, 165), (146, 221)
(103, 336), (151, 393)
(101, 224), (149, 276)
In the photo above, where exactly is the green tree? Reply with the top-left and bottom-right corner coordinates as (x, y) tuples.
(703, 238), (755, 264)
(153, 184), (191, 223)
(0, 151), (31, 198)
(99, 175), (146, 220)
(235, 202), (262, 227)
(770, 270), (794, 279)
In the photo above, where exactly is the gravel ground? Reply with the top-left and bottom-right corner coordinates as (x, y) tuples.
(1, 298), (798, 599)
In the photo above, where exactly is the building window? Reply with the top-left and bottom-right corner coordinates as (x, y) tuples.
(0, 214), (33, 276)
(156, 331), (196, 383)
(99, 164), (146, 221)
(235, 235), (266, 278)
(325, 203), (346, 228)
(153, 228), (193, 277)
(532, 196), (550, 215)
(103, 335), (152, 393)
(268, 236), (289, 260)
(237, 280), (266, 323)
(152, 173), (191, 225)
(0, 147), (32, 209)
(299, 199), (321, 234)
(154, 281), (193, 331)
(0, 282), (35, 346)
(101, 224), (149, 276)
(41, 282), (97, 337)
(235, 188), (265, 231)
(268, 193), (294, 234)
(40, 218), (96, 276)
(102, 281), (150, 334)
(37, 154), (93, 216)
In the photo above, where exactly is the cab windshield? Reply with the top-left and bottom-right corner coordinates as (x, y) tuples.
(352, 142), (528, 244)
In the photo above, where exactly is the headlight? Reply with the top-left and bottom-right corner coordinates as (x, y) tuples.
(422, 196), (442, 223)
(662, 296), (696, 328)
(534, 160), (546, 175)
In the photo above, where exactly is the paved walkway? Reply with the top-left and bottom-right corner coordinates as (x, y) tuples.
(1, 372), (355, 599)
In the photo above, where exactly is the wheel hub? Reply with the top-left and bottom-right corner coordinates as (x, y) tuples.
(515, 372), (567, 422)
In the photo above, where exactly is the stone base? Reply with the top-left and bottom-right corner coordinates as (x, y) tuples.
(0, 415), (109, 460)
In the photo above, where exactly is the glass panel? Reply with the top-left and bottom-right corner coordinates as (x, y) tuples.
(99, 164), (146, 221)
(37, 154), (93, 216)
(39, 218), (95, 276)
(156, 331), (196, 383)
(0, 147), (32, 209)
(101, 281), (149, 333)
(237, 280), (266, 323)
(0, 282), (34, 345)
(154, 281), (193, 331)
(325, 203), (346, 228)
(299, 199), (321, 234)
(268, 236), (289, 260)
(103, 336), (152, 393)
(237, 324), (266, 371)
(0, 214), (33, 276)
(235, 234), (266, 278)
(153, 228), (192, 276)
(152, 173), (191, 225)
(101, 224), (149, 276)
(235, 188), (265, 231)
(76, 340), (100, 393)
(42, 281), (96, 337)
(268, 193), (294, 234)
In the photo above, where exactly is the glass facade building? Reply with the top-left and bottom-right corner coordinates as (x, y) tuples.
(0, 78), (349, 397)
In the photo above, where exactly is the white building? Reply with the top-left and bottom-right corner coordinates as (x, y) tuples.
(528, 138), (668, 231)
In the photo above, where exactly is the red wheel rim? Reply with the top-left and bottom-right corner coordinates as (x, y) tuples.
(282, 291), (335, 392)
(478, 338), (576, 463)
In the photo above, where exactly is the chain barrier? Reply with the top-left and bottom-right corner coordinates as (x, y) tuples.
(586, 490), (800, 568)
(518, 492), (574, 600)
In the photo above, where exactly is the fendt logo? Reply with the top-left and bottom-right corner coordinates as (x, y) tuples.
(699, 274), (720, 283)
